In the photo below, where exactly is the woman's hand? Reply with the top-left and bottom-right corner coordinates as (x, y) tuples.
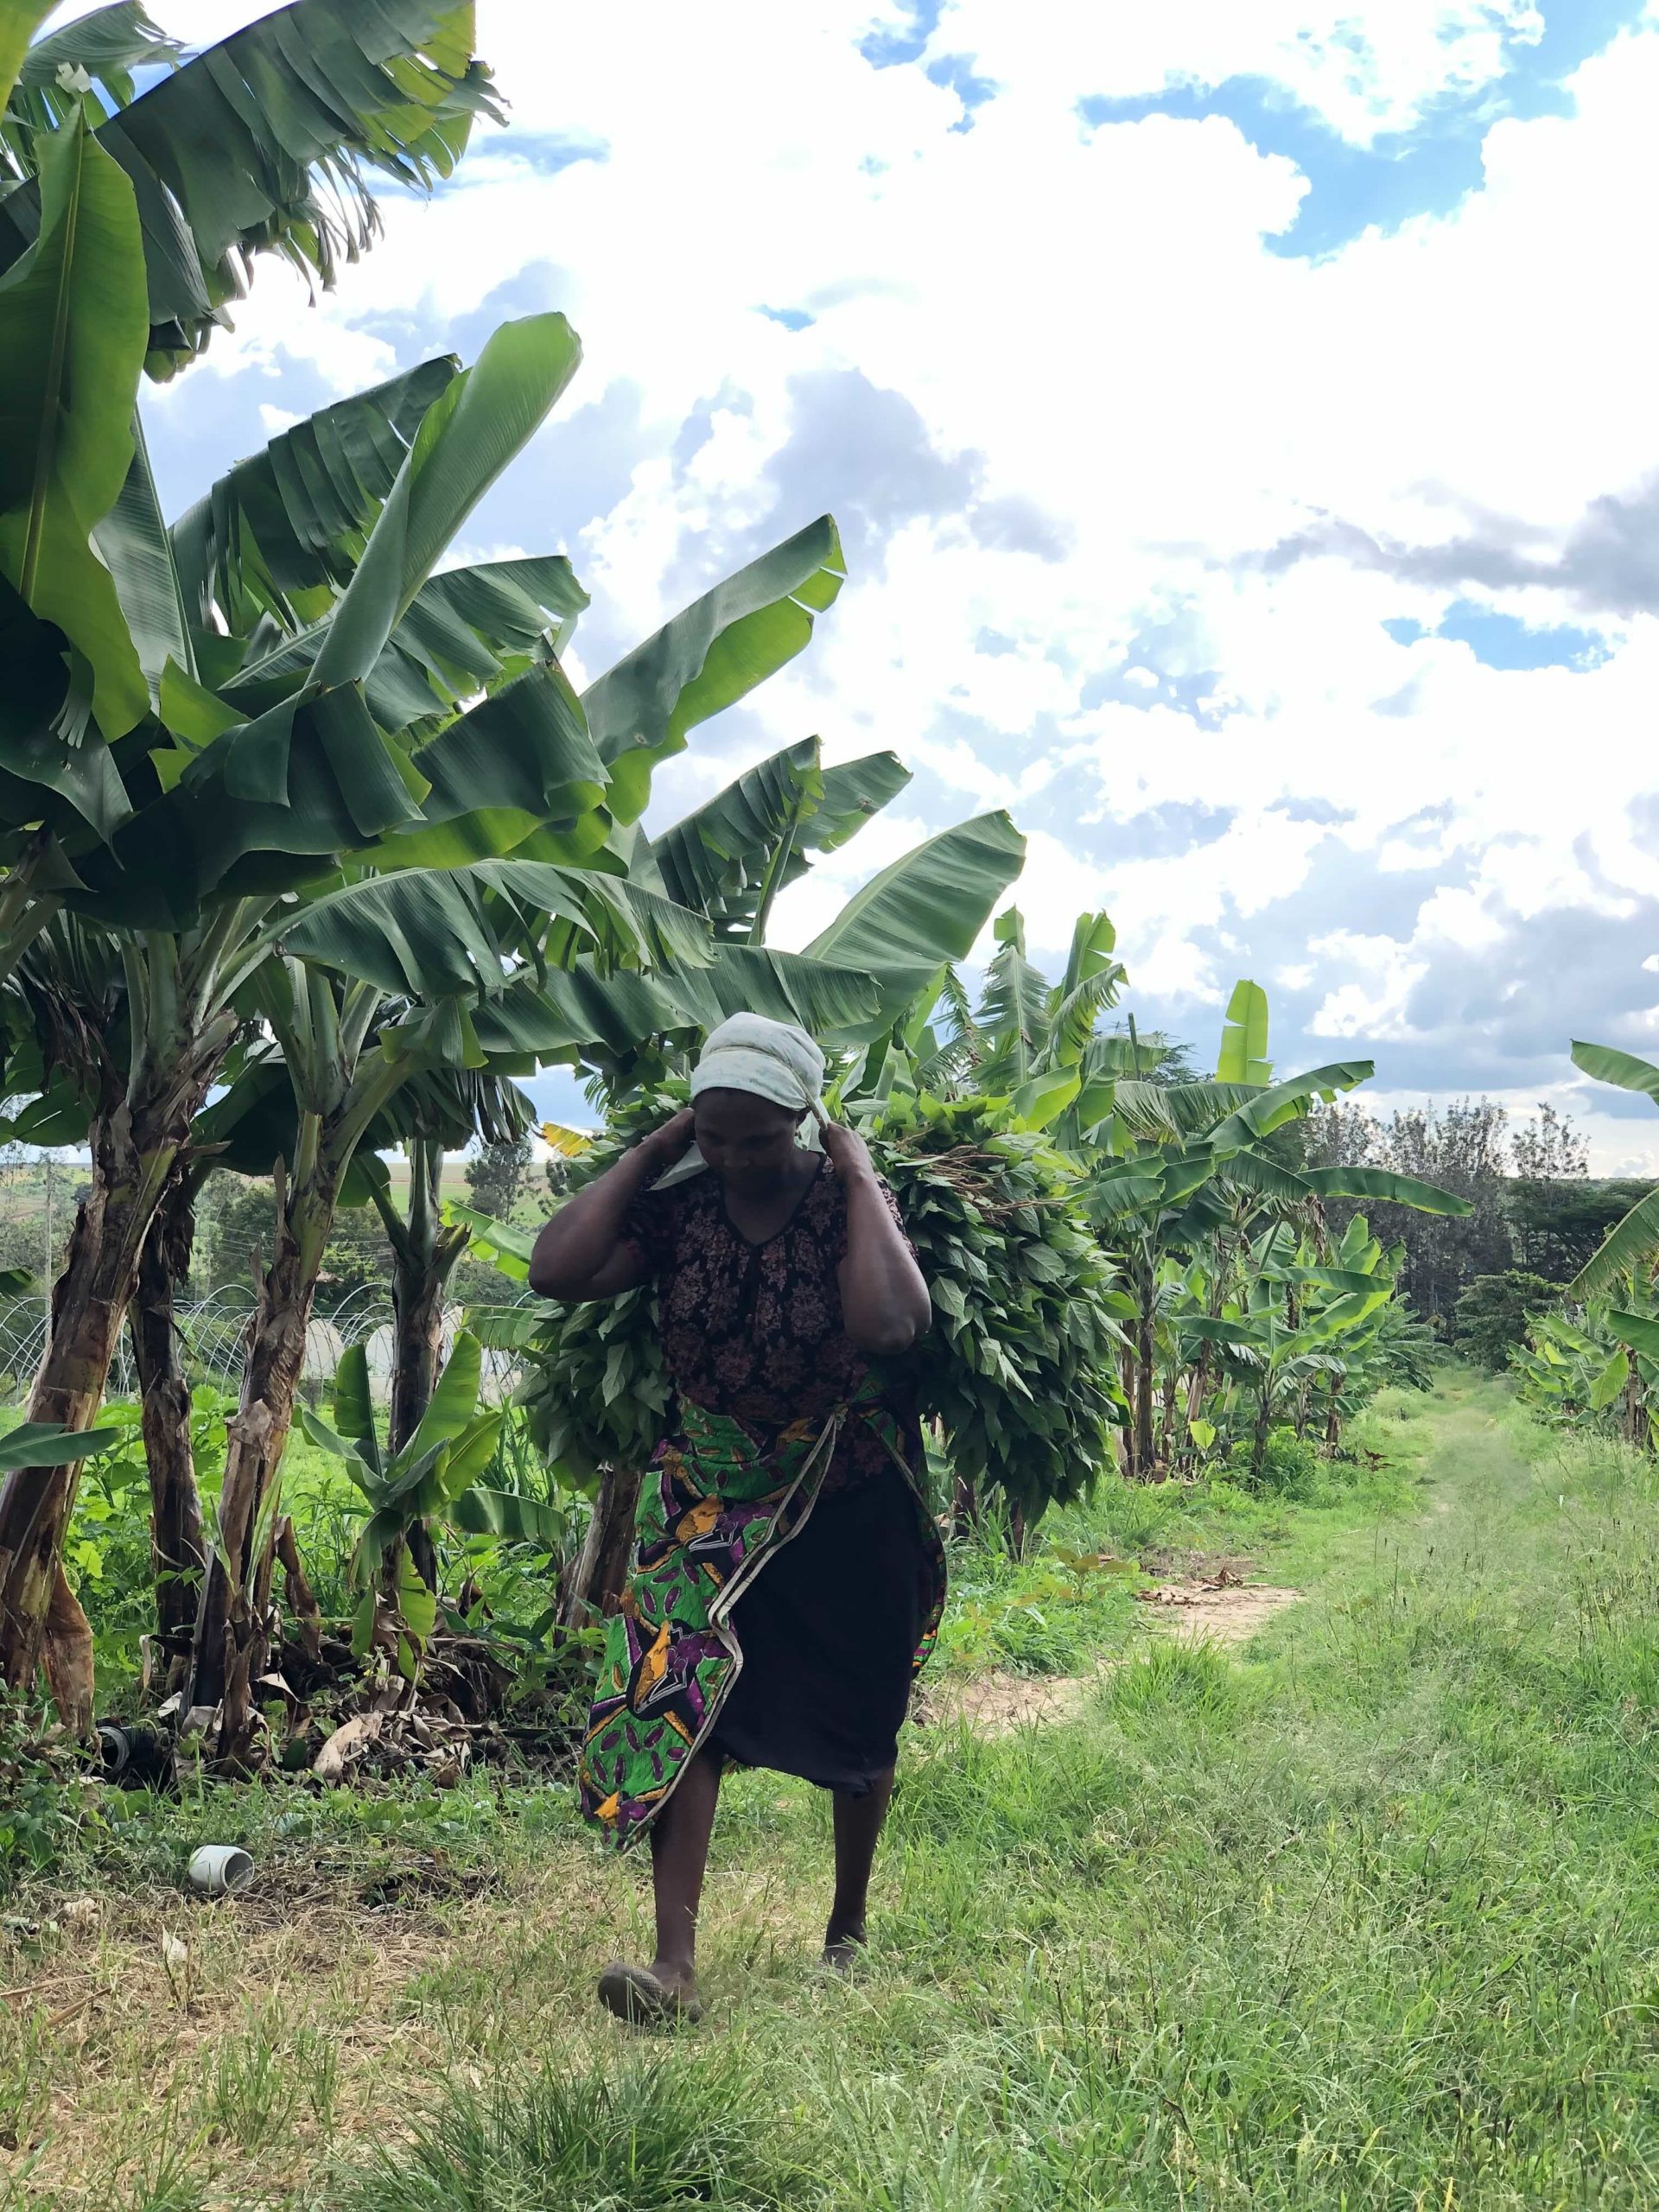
(820, 1121), (874, 1181)
(529, 1108), (693, 1302)
(637, 1107), (696, 1174)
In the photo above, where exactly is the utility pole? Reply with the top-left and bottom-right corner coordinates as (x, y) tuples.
(43, 1154), (53, 1284)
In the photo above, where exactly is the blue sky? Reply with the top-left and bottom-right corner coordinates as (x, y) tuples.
(1077, 0), (1649, 258)
(82, 0), (1659, 1166)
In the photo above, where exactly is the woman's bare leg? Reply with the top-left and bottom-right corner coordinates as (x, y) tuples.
(647, 1751), (721, 1997)
(824, 1764), (895, 1965)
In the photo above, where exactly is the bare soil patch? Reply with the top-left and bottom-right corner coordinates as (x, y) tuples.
(1133, 1575), (1303, 1645)
(1135, 1548), (1259, 1583)
(915, 1667), (1103, 1734)
(918, 1571), (1303, 1737)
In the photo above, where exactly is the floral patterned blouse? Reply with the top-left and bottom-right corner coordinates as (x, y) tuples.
(622, 1159), (923, 1491)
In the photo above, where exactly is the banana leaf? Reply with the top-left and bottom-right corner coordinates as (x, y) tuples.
(1216, 978), (1271, 1084)
(805, 810), (1026, 989)
(0, 108), (149, 744)
(0, 1421), (122, 1472)
(1297, 1165), (1472, 1217)
(448, 1486), (565, 1547)
(309, 314), (582, 692)
(1574, 1190), (1659, 1298)
(0, 0), (499, 377)
(1605, 1309), (1659, 1361)
(1570, 1041), (1659, 1105)
(582, 516), (847, 824)
(170, 356), (459, 632)
(1206, 1061), (1373, 1151)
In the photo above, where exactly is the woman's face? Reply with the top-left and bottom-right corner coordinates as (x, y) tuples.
(692, 1089), (806, 1195)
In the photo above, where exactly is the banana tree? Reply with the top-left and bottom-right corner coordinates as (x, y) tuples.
(1079, 1039), (1382, 1473)
(1189, 1219), (1397, 1483)
(1584, 1294), (1659, 1449)
(0, 1), (499, 1707)
(297, 1331), (558, 1681)
(921, 906), (1128, 1117)
(370, 1071), (536, 1456)
(1083, 975), (1475, 1475)
(0, 307), (591, 1709)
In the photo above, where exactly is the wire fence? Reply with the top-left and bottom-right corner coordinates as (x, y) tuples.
(0, 1281), (524, 1409)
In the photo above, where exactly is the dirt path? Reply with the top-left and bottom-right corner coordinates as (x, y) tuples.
(917, 1568), (1302, 1736)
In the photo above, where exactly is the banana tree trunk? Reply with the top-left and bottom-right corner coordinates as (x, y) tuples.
(129, 1178), (207, 1656)
(1249, 1384), (1274, 1486)
(1184, 1349), (1211, 1455)
(1294, 1378), (1313, 1440)
(952, 1462), (979, 1536)
(1323, 1387), (1343, 1452)
(189, 1143), (344, 1750)
(1134, 1258), (1157, 1480)
(0, 937), (238, 1724)
(1623, 1363), (1649, 1453)
(377, 1136), (468, 1599)
(558, 1461), (643, 1627)
(0, 1107), (184, 1724)
(1159, 1364), (1179, 1464)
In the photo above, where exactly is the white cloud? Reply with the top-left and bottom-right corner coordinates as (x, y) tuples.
(940, 0), (1543, 144)
(1306, 931), (1431, 1039)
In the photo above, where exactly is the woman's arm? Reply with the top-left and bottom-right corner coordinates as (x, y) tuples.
(528, 1109), (696, 1300)
(823, 1124), (931, 1356)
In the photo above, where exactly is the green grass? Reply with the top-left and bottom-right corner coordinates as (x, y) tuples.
(12, 1372), (1659, 2208)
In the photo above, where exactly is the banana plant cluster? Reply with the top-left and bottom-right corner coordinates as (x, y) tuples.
(1510, 1296), (1657, 1446)
(893, 938), (1469, 1479)
(1174, 1215), (1422, 1482)
(299, 1332), (557, 1679)
(0, 0), (525, 1721)
(1492, 1037), (1659, 1449)
(0, 0), (878, 1738)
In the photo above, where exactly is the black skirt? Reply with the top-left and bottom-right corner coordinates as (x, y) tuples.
(708, 1455), (926, 1796)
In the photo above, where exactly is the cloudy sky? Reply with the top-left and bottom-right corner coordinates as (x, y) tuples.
(89, 0), (1659, 1160)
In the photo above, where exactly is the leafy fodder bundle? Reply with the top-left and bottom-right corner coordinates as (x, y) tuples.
(875, 1092), (1128, 1518)
(502, 1088), (1127, 1522)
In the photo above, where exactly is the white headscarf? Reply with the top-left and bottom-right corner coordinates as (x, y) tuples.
(652, 1013), (827, 1188)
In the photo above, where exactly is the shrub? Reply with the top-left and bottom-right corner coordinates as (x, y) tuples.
(1228, 1427), (1320, 1495)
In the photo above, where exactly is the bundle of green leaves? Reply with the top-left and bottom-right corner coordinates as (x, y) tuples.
(474, 1086), (1129, 1520)
(873, 1091), (1130, 1514)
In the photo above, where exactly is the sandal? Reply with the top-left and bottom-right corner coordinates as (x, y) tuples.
(597, 1961), (703, 2028)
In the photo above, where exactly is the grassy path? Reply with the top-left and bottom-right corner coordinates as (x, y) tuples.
(8, 1374), (1659, 2209)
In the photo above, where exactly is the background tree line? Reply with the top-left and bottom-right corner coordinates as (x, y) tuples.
(1301, 1096), (1653, 1363)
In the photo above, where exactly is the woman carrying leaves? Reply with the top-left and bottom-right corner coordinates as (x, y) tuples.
(530, 1014), (941, 2025)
